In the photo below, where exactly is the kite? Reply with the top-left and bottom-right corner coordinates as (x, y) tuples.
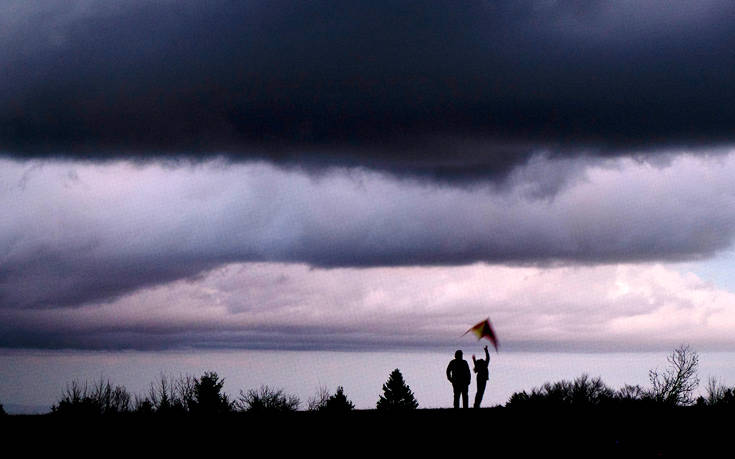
(463, 318), (499, 352)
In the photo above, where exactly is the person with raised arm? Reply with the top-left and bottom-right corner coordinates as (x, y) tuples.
(472, 345), (490, 408)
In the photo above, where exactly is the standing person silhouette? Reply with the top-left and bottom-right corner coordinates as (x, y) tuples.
(472, 345), (490, 408)
(446, 350), (471, 408)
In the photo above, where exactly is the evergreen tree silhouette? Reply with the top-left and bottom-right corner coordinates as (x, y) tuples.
(376, 369), (418, 410)
(324, 386), (355, 412)
(190, 371), (232, 415)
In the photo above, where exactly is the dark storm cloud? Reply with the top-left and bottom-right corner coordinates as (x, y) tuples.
(0, 326), (449, 351)
(2, 1), (735, 179)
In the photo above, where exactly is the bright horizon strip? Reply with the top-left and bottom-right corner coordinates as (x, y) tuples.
(2, 348), (734, 413)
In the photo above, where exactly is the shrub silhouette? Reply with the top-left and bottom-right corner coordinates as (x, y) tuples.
(507, 346), (701, 409)
(306, 385), (354, 412)
(507, 374), (615, 408)
(189, 371), (233, 415)
(612, 384), (656, 408)
(696, 377), (735, 407)
(238, 385), (300, 413)
(133, 396), (155, 415)
(307, 385), (331, 411)
(51, 378), (132, 416)
(144, 373), (195, 415)
(0, 402), (6, 416)
(616, 384), (646, 401)
(49, 372), (235, 417)
(376, 369), (418, 411)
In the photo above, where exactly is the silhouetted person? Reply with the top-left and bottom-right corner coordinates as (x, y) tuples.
(472, 345), (490, 408)
(446, 350), (471, 408)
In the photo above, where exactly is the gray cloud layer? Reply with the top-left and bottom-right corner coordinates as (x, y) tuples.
(2, 153), (735, 309)
(2, 1), (735, 179)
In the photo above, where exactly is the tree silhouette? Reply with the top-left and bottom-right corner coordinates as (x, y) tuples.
(189, 371), (233, 415)
(146, 373), (195, 415)
(648, 344), (699, 406)
(376, 369), (418, 411)
(0, 402), (6, 416)
(324, 386), (355, 412)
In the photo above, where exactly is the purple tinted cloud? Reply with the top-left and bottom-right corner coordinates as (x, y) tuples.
(2, 153), (735, 309)
(2, 262), (732, 351)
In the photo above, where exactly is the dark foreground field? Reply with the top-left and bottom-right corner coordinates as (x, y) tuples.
(3, 407), (733, 457)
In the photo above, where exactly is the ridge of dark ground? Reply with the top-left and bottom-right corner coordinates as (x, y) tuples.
(3, 407), (731, 457)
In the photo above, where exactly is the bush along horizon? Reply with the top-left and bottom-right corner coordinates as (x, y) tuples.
(506, 345), (702, 409)
(237, 385), (300, 414)
(35, 344), (735, 416)
(307, 385), (356, 413)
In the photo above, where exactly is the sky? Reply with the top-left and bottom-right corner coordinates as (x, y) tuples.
(3, 0), (735, 410)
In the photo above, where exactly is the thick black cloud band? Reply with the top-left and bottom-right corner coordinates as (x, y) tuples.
(2, 1), (735, 179)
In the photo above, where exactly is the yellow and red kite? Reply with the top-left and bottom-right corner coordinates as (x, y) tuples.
(464, 318), (499, 352)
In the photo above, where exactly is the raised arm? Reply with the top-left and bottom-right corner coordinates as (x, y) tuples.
(484, 346), (490, 362)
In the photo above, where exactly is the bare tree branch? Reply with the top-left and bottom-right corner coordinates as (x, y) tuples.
(649, 344), (700, 406)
